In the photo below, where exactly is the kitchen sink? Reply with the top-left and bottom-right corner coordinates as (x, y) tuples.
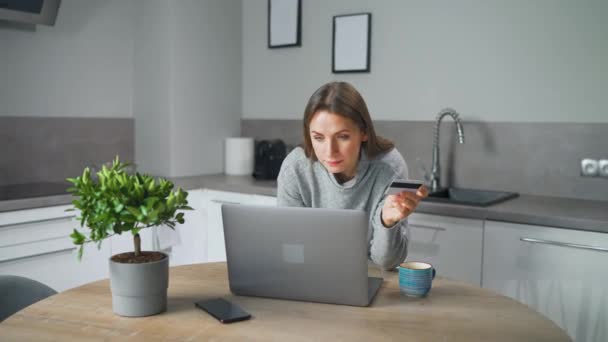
(424, 187), (518, 207)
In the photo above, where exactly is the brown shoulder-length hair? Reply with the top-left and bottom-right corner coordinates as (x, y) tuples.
(302, 81), (394, 161)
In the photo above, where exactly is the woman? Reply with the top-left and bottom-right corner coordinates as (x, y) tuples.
(277, 81), (428, 270)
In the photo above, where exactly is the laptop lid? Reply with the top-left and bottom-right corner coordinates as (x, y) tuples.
(221, 204), (375, 307)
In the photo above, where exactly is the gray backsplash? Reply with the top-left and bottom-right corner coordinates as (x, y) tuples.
(2, 117), (605, 202)
(242, 119), (608, 201)
(0, 117), (134, 186)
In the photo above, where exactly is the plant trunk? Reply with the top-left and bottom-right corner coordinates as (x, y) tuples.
(134, 233), (141, 256)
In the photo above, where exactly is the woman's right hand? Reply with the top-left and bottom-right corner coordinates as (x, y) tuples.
(381, 186), (428, 227)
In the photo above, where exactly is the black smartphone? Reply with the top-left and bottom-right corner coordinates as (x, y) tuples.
(195, 298), (251, 323)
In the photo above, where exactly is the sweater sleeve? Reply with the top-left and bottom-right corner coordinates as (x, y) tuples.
(368, 150), (410, 270)
(369, 201), (409, 270)
(277, 149), (306, 207)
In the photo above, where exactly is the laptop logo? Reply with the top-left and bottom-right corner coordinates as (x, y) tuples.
(282, 244), (305, 264)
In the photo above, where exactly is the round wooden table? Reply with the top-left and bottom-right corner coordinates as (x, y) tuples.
(0, 262), (570, 341)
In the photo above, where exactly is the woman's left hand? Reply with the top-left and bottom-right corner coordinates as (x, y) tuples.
(381, 185), (429, 227)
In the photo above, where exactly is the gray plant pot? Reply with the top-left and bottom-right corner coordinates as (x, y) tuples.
(109, 253), (169, 317)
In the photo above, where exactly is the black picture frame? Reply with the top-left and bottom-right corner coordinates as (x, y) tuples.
(332, 13), (371, 73)
(268, 0), (302, 48)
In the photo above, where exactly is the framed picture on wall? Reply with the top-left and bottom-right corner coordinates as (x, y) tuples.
(332, 13), (371, 73)
(268, 0), (301, 48)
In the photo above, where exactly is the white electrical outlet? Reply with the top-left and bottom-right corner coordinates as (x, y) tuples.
(599, 159), (608, 177)
(581, 158), (599, 177)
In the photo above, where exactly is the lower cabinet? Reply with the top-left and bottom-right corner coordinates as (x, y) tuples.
(167, 189), (207, 266)
(406, 213), (483, 286)
(0, 205), (110, 292)
(483, 220), (608, 342)
(204, 190), (277, 262)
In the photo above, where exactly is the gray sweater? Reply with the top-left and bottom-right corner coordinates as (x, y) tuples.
(276, 146), (409, 270)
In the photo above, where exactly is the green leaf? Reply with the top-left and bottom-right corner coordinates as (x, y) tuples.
(144, 197), (159, 208)
(65, 156), (190, 259)
(167, 193), (176, 208)
(114, 203), (124, 213)
(70, 229), (86, 245)
(148, 209), (159, 221)
(126, 206), (141, 217)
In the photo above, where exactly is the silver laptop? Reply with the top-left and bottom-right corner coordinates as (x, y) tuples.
(221, 204), (383, 307)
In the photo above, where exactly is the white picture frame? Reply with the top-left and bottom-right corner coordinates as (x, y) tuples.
(332, 13), (371, 73)
(268, 0), (301, 48)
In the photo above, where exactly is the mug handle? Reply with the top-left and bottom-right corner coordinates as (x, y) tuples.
(432, 268), (436, 280)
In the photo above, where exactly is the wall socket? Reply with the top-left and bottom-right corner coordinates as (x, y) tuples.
(599, 159), (608, 177)
(581, 158), (608, 177)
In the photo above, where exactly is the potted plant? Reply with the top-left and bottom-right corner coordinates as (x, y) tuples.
(67, 156), (191, 317)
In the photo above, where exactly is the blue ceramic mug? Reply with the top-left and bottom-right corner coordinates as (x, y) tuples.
(398, 261), (436, 297)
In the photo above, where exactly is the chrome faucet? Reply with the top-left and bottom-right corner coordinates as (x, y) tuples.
(429, 108), (465, 193)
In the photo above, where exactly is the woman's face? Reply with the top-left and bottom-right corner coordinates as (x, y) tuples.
(309, 110), (368, 181)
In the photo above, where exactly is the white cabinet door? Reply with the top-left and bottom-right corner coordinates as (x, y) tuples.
(0, 205), (110, 292)
(204, 190), (255, 262)
(168, 189), (206, 266)
(204, 190), (277, 263)
(406, 213), (483, 286)
(252, 194), (278, 207)
(483, 221), (608, 342)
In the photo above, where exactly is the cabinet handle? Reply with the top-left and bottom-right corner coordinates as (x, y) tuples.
(0, 215), (76, 229)
(409, 223), (446, 232)
(210, 199), (241, 205)
(0, 247), (77, 264)
(520, 237), (608, 253)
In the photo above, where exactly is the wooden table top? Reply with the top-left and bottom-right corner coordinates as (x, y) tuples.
(0, 262), (570, 341)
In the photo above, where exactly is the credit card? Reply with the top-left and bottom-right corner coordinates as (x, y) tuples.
(386, 179), (424, 195)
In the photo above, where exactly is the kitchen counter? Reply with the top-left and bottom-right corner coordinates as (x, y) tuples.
(1, 174), (607, 234)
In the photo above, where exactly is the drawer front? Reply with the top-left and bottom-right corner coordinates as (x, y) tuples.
(205, 189), (255, 206)
(0, 207), (78, 263)
(0, 205), (73, 227)
(0, 243), (110, 292)
(0, 206), (110, 292)
(407, 213), (483, 286)
(483, 221), (608, 342)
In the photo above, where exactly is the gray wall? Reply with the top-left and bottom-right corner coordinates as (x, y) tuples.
(243, 119), (608, 201)
(169, 0), (242, 177)
(242, 0), (608, 123)
(0, 0), (133, 118)
(0, 0), (135, 185)
(241, 0), (608, 201)
(133, 0), (172, 176)
(133, 0), (242, 177)
(1, 0), (243, 182)
(0, 117), (134, 186)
